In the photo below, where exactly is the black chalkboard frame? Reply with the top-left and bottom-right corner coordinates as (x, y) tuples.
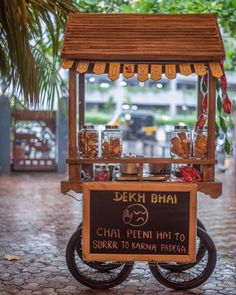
(82, 182), (197, 263)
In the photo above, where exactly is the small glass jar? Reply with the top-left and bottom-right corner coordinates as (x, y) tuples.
(170, 125), (191, 159)
(94, 164), (110, 181)
(101, 125), (122, 159)
(78, 125), (98, 159)
(193, 126), (208, 159)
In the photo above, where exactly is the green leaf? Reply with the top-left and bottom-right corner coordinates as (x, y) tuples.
(84, 0), (98, 4)
(224, 137), (231, 155)
(215, 122), (220, 137)
(220, 116), (227, 133)
(216, 78), (221, 90)
(217, 94), (222, 113)
(201, 78), (207, 93)
(231, 0), (236, 8)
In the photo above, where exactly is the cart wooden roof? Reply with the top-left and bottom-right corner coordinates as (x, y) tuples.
(61, 13), (225, 62)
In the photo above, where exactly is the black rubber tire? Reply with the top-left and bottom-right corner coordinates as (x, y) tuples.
(158, 219), (207, 272)
(66, 230), (134, 289)
(76, 223), (123, 271)
(197, 218), (207, 232)
(148, 227), (216, 290)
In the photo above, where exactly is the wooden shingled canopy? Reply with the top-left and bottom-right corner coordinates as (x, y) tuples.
(62, 13), (225, 62)
(61, 13), (225, 80)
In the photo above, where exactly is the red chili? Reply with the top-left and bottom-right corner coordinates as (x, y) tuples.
(195, 113), (206, 129)
(222, 94), (232, 114)
(220, 73), (228, 94)
(202, 94), (208, 112)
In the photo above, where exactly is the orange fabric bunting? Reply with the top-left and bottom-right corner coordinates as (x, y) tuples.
(108, 63), (120, 80)
(123, 64), (134, 79)
(193, 63), (206, 76)
(209, 62), (223, 78)
(77, 61), (89, 73)
(137, 64), (148, 82)
(179, 64), (192, 76)
(165, 64), (176, 79)
(150, 65), (162, 81)
(93, 62), (106, 75)
(61, 59), (74, 69)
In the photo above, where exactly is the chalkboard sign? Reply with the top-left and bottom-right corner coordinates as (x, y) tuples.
(83, 182), (197, 263)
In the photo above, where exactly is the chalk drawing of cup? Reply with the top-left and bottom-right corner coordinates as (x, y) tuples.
(123, 204), (148, 227)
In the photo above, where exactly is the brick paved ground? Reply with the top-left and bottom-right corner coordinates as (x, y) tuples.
(0, 173), (235, 295)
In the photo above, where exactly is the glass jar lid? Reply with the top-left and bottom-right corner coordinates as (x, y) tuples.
(105, 125), (119, 129)
(94, 164), (109, 170)
(81, 124), (94, 129)
(174, 125), (188, 130)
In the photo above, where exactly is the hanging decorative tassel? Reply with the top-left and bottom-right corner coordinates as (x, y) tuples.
(217, 61), (232, 154)
(202, 94), (208, 113)
(222, 94), (232, 114)
(219, 71), (232, 115)
(195, 74), (208, 129)
(195, 113), (207, 129)
(220, 73), (227, 95)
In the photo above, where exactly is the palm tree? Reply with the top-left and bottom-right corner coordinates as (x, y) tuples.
(0, 0), (77, 108)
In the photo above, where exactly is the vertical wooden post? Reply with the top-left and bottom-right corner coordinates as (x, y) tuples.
(203, 70), (216, 181)
(78, 73), (92, 177)
(78, 73), (85, 129)
(194, 76), (204, 173)
(68, 63), (80, 181)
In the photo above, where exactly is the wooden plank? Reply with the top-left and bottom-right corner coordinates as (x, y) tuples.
(68, 63), (80, 181)
(61, 179), (83, 194)
(61, 180), (222, 198)
(69, 63), (77, 160)
(62, 54), (224, 62)
(206, 71), (216, 181)
(66, 158), (216, 165)
(12, 110), (56, 121)
(198, 181), (222, 198)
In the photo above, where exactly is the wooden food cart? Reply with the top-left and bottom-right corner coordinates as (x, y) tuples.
(61, 13), (225, 290)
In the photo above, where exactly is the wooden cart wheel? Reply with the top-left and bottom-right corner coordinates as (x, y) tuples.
(76, 224), (123, 271)
(158, 219), (207, 272)
(66, 229), (134, 289)
(148, 227), (216, 290)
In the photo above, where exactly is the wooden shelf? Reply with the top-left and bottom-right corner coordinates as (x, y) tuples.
(67, 157), (216, 165)
(61, 180), (222, 198)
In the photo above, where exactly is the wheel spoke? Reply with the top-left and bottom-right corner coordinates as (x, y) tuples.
(148, 227), (216, 290)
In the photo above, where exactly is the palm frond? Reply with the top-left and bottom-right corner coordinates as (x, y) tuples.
(0, 38), (9, 80)
(0, 0), (77, 107)
(33, 47), (68, 109)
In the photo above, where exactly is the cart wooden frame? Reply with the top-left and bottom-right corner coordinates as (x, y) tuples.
(61, 13), (224, 199)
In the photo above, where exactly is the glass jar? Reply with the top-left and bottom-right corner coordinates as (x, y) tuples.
(101, 125), (122, 159)
(94, 164), (110, 181)
(170, 125), (191, 158)
(193, 126), (208, 159)
(78, 125), (98, 159)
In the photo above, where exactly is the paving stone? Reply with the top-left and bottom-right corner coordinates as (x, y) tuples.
(24, 283), (41, 290)
(17, 291), (34, 295)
